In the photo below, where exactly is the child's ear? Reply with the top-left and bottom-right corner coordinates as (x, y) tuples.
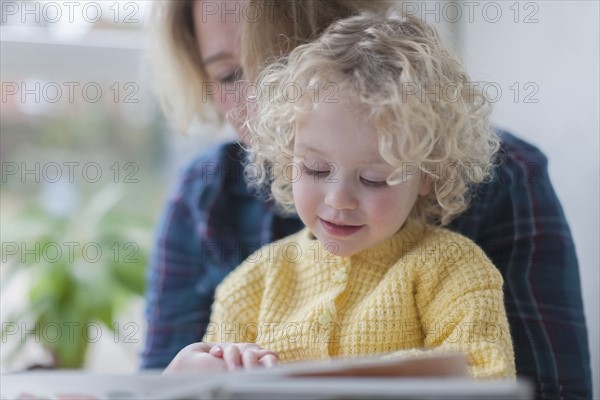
(418, 174), (433, 196)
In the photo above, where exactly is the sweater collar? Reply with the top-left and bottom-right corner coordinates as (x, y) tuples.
(304, 218), (430, 266)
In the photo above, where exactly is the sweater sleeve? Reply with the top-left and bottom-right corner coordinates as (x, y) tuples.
(202, 248), (268, 344)
(413, 231), (516, 379)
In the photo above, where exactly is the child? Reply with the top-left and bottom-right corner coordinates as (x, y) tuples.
(165, 12), (515, 379)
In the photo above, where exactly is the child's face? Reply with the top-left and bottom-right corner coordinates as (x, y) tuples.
(292, 100), (431, 258)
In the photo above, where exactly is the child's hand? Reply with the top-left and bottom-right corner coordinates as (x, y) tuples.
(163, 342), (227, 374)
(208, 342), (279, 371)
(163, 342), (279, 374)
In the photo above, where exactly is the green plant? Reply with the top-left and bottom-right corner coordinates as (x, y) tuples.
(1, 184), (152, 369)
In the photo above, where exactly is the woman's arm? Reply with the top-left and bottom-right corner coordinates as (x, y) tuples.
(142, 143), (247, 369)
(449, 131), (591, 397)
(141, 164), (216, 369)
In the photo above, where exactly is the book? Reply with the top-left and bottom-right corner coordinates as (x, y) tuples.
(1, 352), (532, 399)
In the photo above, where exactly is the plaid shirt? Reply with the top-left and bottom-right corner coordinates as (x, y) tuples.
(142, 131), (591, 399)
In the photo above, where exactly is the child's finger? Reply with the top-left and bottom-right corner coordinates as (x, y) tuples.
(222, 345), (243, 371)
(254, 349), (279, 367)
(235, 343), (263, 354)
(253, 349), (278, 359)
(241, 349), (261, 369)
(209, 345), (224, 358)
(258, 353), (279, 368)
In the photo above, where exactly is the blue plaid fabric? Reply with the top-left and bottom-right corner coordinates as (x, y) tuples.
(142, 131), (591, 399)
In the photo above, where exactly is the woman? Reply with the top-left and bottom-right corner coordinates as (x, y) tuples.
(142, 1), (591, 399)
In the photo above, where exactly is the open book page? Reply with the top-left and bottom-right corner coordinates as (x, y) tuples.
(245, 351), (469, 378)
(1, 353), (531, 400)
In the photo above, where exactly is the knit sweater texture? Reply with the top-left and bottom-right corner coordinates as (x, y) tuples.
(203, 219), (516, 379)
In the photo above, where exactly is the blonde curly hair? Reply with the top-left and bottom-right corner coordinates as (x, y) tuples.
(246, 12), (499, 226)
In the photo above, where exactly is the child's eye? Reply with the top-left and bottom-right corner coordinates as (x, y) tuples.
(300, 163), (330, 177)
(219, 67), (243, 84)
(360, 177), (388, 189)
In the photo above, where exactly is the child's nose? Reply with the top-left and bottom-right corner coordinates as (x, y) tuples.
(324, 181), (359, 210)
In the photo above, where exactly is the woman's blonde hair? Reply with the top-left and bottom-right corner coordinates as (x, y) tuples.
(148, 0), (392, 133)
(241, 0), (392, 81)
(148, 1), (213, 132)
(246, 12), (500, 226)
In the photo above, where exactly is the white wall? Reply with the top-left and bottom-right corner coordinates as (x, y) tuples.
(453, 0), (599, 397)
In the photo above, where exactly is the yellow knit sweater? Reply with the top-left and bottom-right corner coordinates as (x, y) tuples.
(203, 219), (515, 379)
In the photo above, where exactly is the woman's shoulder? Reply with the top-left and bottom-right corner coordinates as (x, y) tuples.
(165, 140), (247, 207)
(179, 140), (244, 183)
(496, 129), (547, 160)
(493, 129), (549, 181)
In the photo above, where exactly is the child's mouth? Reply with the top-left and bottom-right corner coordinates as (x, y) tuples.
(320, 218), (364, 237)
